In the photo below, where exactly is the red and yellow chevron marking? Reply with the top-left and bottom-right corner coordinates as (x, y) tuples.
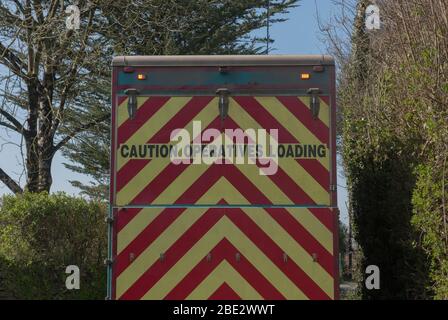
(113, 96), (331, 207)
(112, 205), (336, 300)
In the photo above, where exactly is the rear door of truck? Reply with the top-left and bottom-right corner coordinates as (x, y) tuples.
(109, 55), (338, 300)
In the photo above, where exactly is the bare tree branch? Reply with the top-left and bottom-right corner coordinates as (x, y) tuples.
(0, 107), (25, 133)
(0, 121), (19, 132)
(0, 167), (23, 194)
(0, 41), (29, 80)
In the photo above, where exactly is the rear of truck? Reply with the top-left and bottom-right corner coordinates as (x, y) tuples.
(108, 55), (339, 300)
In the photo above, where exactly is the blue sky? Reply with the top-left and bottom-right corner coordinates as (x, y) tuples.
(259, 0), (337, 54)
(0, 0), (349, 224)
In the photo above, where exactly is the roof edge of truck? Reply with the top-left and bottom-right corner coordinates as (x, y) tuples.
(111, 55), (335, 67)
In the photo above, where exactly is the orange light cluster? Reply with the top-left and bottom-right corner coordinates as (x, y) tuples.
(301, 73), (311, 80)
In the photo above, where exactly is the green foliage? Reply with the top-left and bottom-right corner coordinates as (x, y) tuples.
(99, 0), (298, 56)
(0, 193), (107, 299)
(412, 164), (448, 299)
(337, 0), (447, 299)
(343, 135), (431, 299)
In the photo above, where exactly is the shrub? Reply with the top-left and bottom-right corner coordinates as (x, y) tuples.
(412, 164), (448, 299)
(0, 192), (107, 299)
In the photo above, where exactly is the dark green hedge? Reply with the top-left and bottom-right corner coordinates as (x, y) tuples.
(412, 164), (448, 299)
(0, 192), (107, 299)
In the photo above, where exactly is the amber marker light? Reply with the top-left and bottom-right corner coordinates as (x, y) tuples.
(301, 73), (311, 80)
(137, 73), (147, 80)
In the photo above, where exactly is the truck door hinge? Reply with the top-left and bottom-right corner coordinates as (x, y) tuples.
(216, 88), (230, 126)
(330, 184), (337, 192)
(104, 258), (113, 266)
(307, 88), (321, 119)
(125, 88), (139, 120)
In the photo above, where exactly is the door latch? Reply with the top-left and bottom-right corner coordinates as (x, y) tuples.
(125, 88), (139, 120)
(216, 88), (230, 125)
(307, 88), (321, 119)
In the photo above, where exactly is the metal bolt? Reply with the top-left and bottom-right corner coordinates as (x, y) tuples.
(235, 253), (241, 262)
(219, 66), (229, 74)
(104, 216), (114, 224)
(206, 253), (212, 262)
(104, 258), (113, 266)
